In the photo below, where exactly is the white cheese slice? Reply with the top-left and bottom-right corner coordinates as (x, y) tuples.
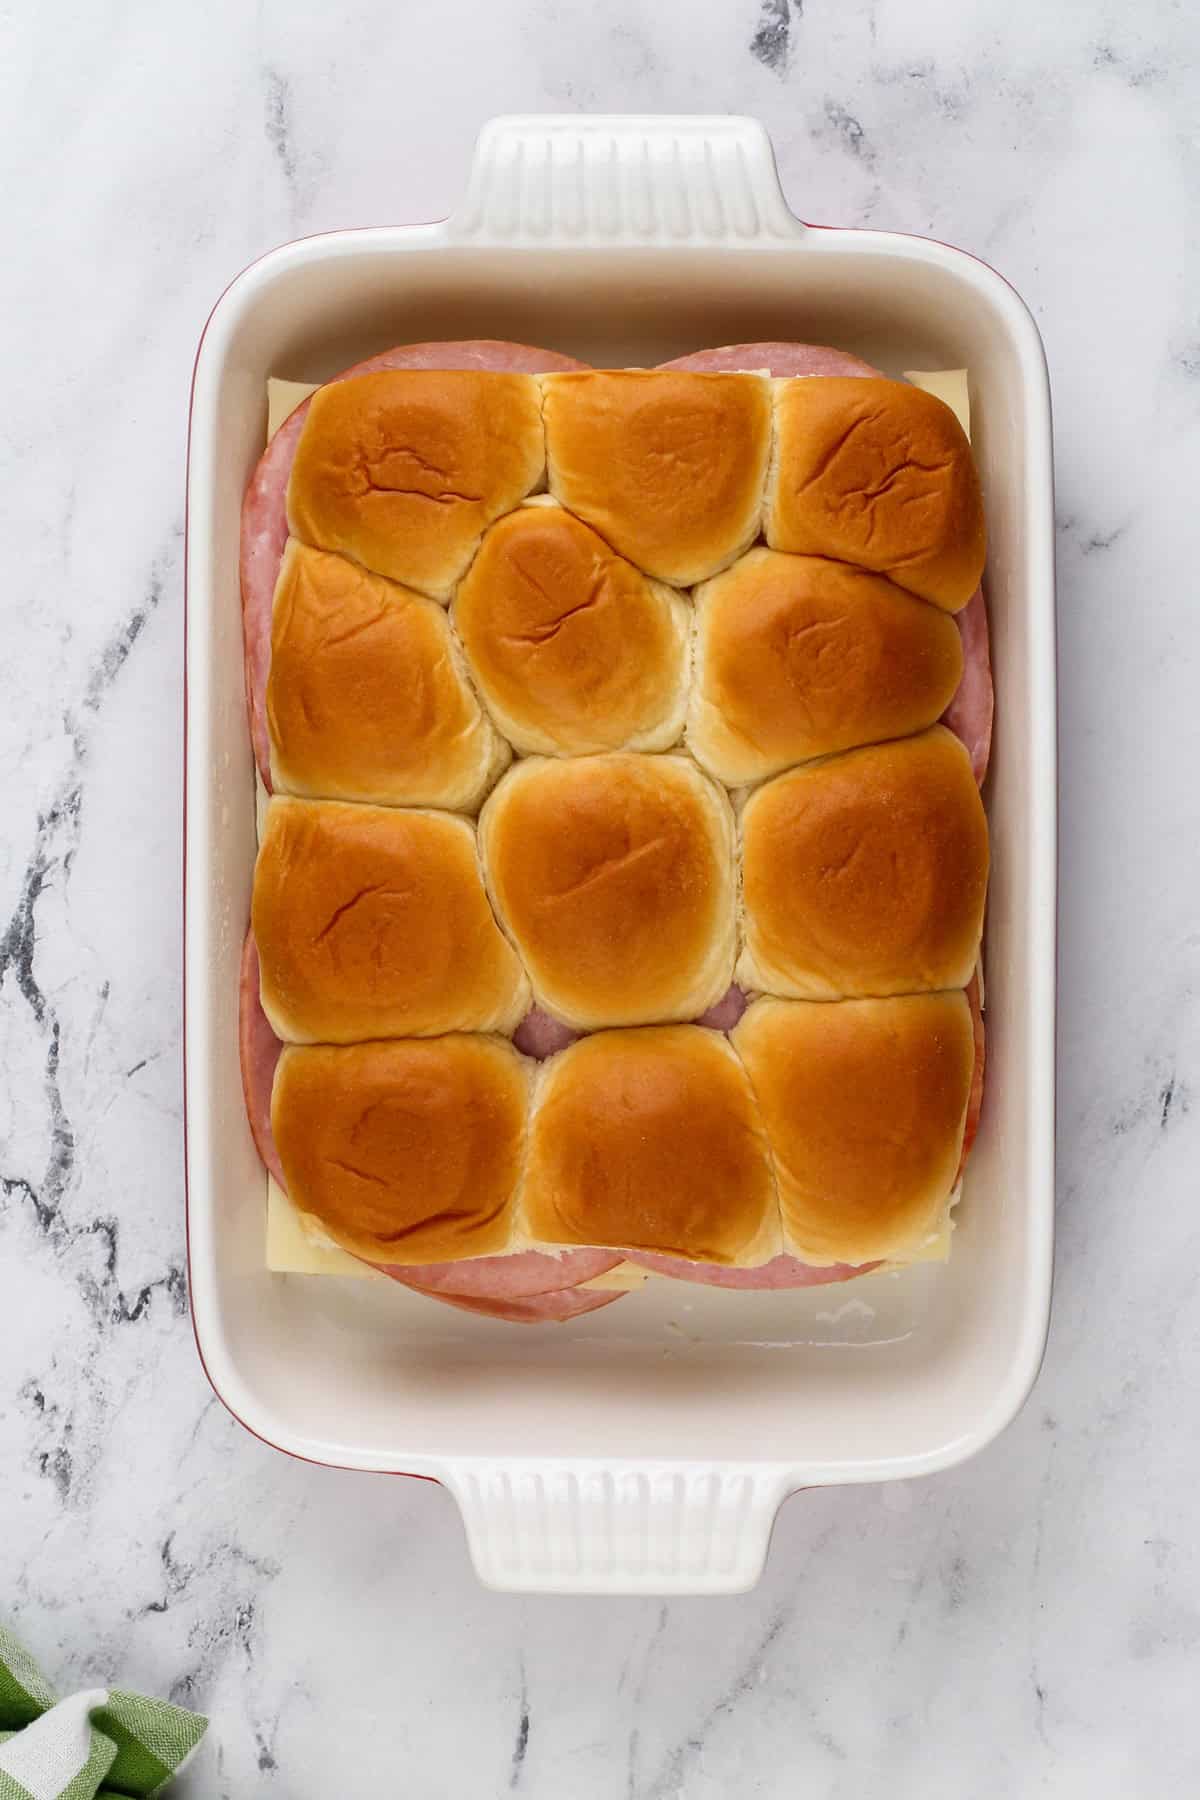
(266, 1173), (648, 1290)
(267, 1175), (380, 1277)
(267, 377), (319, 442)
(255, 770), (269, 843)
(579, 1264), (649, 1292)
(256, 363), (976, 1287)
(903, 367), (970, 438)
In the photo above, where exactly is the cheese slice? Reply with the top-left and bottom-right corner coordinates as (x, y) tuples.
(266, 1174), (648, 1290)
(267, 1175), (379, 1277)
(256, 362), (977, 1289)
(255, 770), (269, 843)
(579, 1264), (649, 1292)
(267, 377), (319, 442)
(904, 367), (969, 438)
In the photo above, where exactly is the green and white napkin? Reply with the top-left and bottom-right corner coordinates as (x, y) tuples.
(0, 1625), (205, 1800)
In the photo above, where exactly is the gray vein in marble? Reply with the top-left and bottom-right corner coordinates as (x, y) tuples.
(1107, 1062), (1189, 1138)
(253, 1725), (278, 1776)
(643, 1606), (791, 1798)
(1092, 41), (1166, 88)
(1056, 509), (1131, 558)
(749, 0), (796, 76)
(621, 1603), (668, 1799)
(0, 543), (172, 1242)
(821, 99), (875, 166)
(5, 2), (1200, 1792)
(261, 67), (300, 213)
(508, 1654), (530, 1789)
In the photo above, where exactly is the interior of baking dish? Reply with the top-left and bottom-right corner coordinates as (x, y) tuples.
(187, 195), (1054, 1491)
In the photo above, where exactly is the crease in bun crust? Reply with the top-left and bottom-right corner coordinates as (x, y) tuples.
(523, 1025), (780, 1265)
(733, 994), (975, 1264)
(687, 548), (964, 784)
(480, 753), (737, 1031)
(268, 540), (508, 808)
(454, 504), (688, 756)
(764, 377), (985, 611)
(738, 728), (988, 1001)
(272, 1035), (529, 1264)
(253, 797), (529, 1042)
(541, 370), (772, 585)
(287, 370), (545, 600)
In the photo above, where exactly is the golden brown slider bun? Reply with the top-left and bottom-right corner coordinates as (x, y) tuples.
(287, 370), (544, 600)
(267, 540), (508, 808)
(687, 549), (964, 785)
(738, 727), (989, 1000)
(453, 504), (689, 756)
(480, 753), (736, 1030)
(765, 378), (986, 611)
(272, 1035), (528, 1264)
(253, 798), (529, 1042)
(541, 370), (771, 585)
(523, 1026), (779, 1264)
(733, 994), (975, 1263)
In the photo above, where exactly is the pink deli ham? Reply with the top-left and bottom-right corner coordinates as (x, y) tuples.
(239, 339), (593, 786)
(400, 1281), (628, 1324)
(942, 584), (993, 785)
(959, 971), (986, 1174)
(375, 1247), (620, 1299)
(694, 984), (748, 1032)
(237, 928), (285, 1186)
(626, 1251), (880, 1289)
(515, 987), (749, 1058)
(658, 342), (881, 377)
(512, 1007), (581, 1060)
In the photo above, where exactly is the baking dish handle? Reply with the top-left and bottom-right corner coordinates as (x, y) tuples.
(442, 1461), (791, 1595)
(450, 114), (803, 245)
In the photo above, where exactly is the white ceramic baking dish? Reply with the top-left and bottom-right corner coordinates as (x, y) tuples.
(185, 114), (1056, 1595)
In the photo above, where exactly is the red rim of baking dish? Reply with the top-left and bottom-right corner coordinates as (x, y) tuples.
(182, 211), (1026, 1487)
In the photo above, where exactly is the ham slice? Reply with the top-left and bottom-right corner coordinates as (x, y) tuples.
(239, 339), (593, 786)
(694, 984), (748, 1032)
(960, 972), (986, 1173)
(513, 985), (749, 1059)
(237, 928), (284, 1186)
(398, 1281), (628, 1324)
(625, 1250), (880, 1288)
(512, 1006), (580, 1060)
(658, 343), (880, 377)
(374, 1248), (620, 1299)
(942, 584), (993, 784)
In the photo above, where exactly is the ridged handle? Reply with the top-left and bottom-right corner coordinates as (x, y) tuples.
(443, 1461), (789, 1594)
(451, 114), (802, 245)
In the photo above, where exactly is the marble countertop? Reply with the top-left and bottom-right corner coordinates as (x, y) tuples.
(3, 0), (1198, 1792)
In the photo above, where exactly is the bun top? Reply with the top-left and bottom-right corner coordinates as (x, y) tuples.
(687, 548), (964, 785)
(738, 727), (989, 1001)
(287, 370), (545, 599)
(272, 1035), (529, 1264)
(453, 503), (688, 756)
(252, 798), (529, 1042)
(764, 378), (986, 611)
(733, 994), (975, 1263)
(523, 1025), (780, 1265)
(541, 370), (772, 584)
(267, 540), (505, 808)
(251, 357), (991, 1283)
(480, 753), (737, 1030)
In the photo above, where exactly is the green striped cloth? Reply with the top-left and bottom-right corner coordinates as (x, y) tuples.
(0, 1627), (205, 1800)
